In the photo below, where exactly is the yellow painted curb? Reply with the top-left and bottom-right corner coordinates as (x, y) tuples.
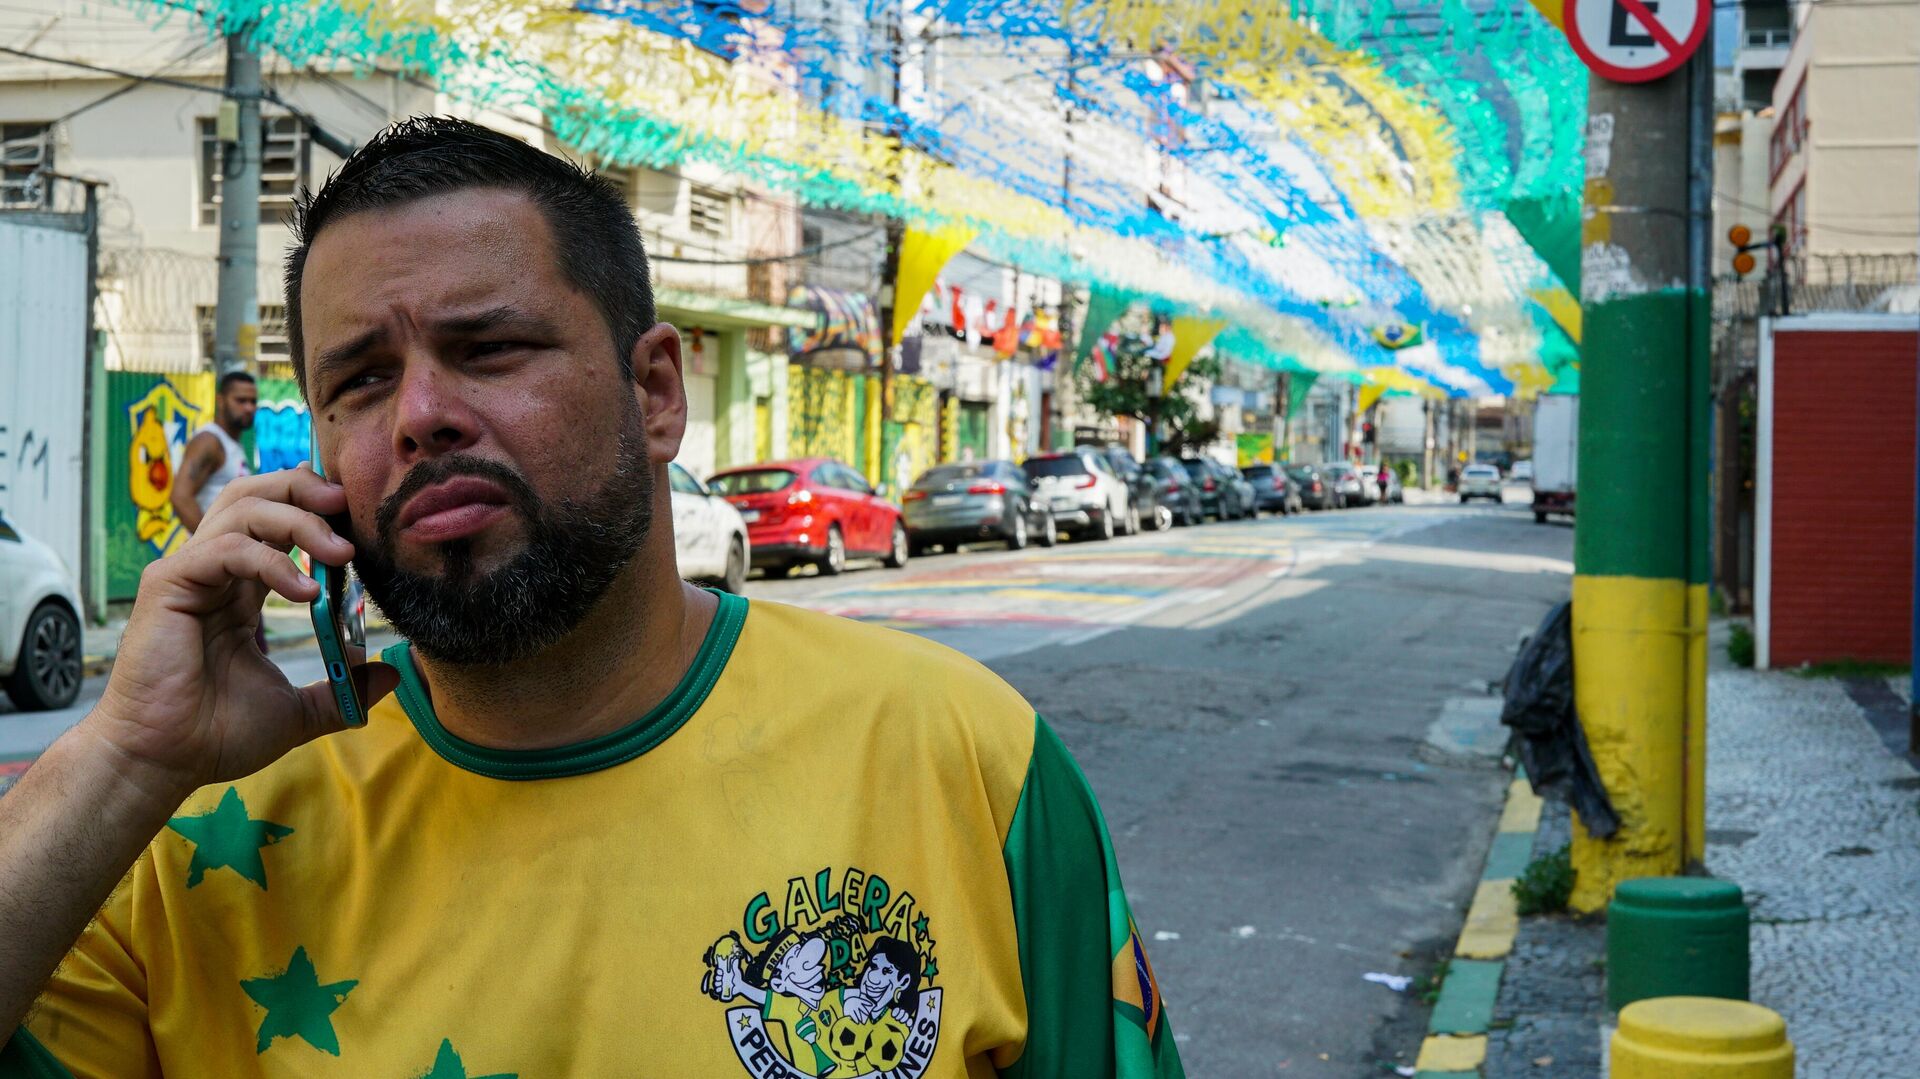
(1456, 879), (1520, 960)
(1416, 1034), (1487, 1071)
(1498, 778), (1543, 834)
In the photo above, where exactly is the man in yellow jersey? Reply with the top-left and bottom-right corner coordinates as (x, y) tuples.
(0, 117), (1181, 1079)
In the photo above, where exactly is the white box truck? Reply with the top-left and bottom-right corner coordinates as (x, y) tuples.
(1532, 393), (1577, 523)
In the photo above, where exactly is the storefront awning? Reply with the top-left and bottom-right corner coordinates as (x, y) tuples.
(655, 286), (821, 332)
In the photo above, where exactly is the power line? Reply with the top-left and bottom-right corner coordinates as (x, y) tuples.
(1715, 188), (1919, 238)
(50, 37), (218, 125)
(0, 43), (239, 99)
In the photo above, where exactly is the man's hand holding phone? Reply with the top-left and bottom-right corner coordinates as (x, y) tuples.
(86, 463), (398, 805)
(0, 463), (401, 1045)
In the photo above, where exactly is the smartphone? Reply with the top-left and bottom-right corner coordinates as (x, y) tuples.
(309, 456), (369, 729)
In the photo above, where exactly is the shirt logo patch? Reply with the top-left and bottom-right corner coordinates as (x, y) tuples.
(701, 865), (942, 1078)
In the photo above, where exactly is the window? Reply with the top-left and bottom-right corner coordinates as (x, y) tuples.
(1773, 179), (1807, 250)
(709, 469), (796, 496)
(1768, 78), (1807, 183)
(1, 122), (54, 209)
(821, 463), (868, 494)
(634, 168), (680, 218)
(668, 463), (705, 496)
(687, 185), (731, 240)
(920, 464), (983, 487)
(196, 303), (292, 366)
(1024, 455), (1089, 479)
(199, 116), (311, 227)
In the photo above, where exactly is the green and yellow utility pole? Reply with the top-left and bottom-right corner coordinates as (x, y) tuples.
(1566, 12), (1713, 911)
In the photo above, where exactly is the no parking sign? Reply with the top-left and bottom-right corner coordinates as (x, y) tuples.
(1563, 0), (1709, 83)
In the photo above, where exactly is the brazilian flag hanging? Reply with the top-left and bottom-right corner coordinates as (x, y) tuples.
(1371, 321), (1426, 351)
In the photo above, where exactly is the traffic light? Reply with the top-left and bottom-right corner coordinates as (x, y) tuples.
(1362, 421), (1376, 445)
(1728, 224), (1757, 277)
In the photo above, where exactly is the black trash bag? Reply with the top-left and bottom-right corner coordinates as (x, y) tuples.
(1500, 600), (1621, 838)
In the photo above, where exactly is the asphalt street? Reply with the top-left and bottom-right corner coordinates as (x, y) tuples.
(1, 489), (1572, 1075)
(751, 490), (1573, 1075)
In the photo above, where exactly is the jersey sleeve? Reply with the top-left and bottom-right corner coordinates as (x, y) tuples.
(0, 856), (160, 1079)
(995, 717), (1183, 1079)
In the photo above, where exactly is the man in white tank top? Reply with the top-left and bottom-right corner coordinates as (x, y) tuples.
(171, 370), (259, 533)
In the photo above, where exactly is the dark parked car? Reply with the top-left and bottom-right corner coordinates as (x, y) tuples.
(1241, 463), (1303, 516)
(1092, 443), (1171, 531)
(1179, 457), (1252, 520)
(1287, 464), (1343, 510)
(1147, 456), (1204, 526)
(903, 460), (1056, 553)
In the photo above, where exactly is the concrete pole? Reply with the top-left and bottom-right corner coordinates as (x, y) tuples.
(212, 30), (262, 378)
(1568, 43), (1712, 910)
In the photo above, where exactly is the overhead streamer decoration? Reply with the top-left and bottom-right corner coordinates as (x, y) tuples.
(1072, 287), (1136, 375)
(890, 225), (977, 347)
(1161, 318), (1227, 393)
(124, 0), (1584, 394)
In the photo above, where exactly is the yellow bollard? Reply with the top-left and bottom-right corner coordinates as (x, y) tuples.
(1611, 997), (1794, 1078)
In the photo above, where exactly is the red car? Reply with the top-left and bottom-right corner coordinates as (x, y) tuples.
(706, 458), (910, 578)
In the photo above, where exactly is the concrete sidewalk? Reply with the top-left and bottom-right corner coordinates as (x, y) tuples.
(1484, 632), (1920, 1077)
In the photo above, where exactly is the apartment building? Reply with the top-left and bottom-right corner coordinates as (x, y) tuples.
(0, 0), (807, 482)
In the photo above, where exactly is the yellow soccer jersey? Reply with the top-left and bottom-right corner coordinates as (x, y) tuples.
(3, 593), (1182, 1079)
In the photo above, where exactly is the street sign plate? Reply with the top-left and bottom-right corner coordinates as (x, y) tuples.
(1564, 0), (1708, 83)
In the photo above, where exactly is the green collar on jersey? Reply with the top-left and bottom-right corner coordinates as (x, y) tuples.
(382, 590), (748, 781)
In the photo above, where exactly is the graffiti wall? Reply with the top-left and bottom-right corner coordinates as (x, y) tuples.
(254, 378), (312, 473)
(1236, 432), (1275, 467)
(787, 364), (862, 466)
(786, 365), (940, 495)
(104, 374), (311, 599)
(106, 372), (213, 599)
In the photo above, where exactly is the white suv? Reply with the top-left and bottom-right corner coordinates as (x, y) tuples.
(1022, 448), (1138, 541)
(0, 509), (84, 710)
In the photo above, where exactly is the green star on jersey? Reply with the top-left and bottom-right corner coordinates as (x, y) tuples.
(241, 946), (357, 1055)
(166, 786), (293, 889)
(418, 1038), (517, 1079)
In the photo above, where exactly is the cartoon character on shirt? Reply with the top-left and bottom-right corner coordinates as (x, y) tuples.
(825, 936), (922, 1073)
(710, 929), (846, 1075)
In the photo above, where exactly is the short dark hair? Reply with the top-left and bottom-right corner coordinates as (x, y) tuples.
(283, 115), (654, 397)
(217, 370), (256, 395)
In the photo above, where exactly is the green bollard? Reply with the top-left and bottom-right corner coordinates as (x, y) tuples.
(1607, 877), (1750, 1010)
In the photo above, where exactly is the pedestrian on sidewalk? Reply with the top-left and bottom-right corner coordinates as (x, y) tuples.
(169, 370), (258, 534)
(170, 370), (269, 655)
(0, 117), (1181, 1079)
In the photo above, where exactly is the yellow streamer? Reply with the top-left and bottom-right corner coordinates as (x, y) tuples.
(892, 226), (978, 346)
(1162, 318), (1227, 392)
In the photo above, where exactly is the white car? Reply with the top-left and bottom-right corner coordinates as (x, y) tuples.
(670, 463), (751, 593)
(0, 508), (84, 710)
(1459, 464), (1505, 503)
(1511, 459), (1534, 484)
(1022, 448), (1138, 541)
